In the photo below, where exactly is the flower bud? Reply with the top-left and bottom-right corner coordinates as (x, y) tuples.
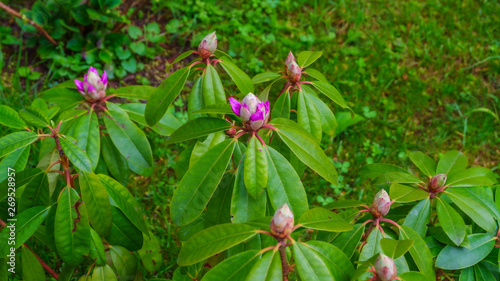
(198, 31), (217, 59)
(75, 67), (108, 102)
(370, 189), (391, 217)
(229, 93), (270, 131)
(285, 51), (295, 69)
(270, 204), (294, 238)
(429, 174), (447, 190)
(286, 61), (302, 82)
(374, 254), (397, 281)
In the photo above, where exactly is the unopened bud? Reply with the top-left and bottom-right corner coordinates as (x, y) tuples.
(198, 31), (217, 59)
(285, 51), (295, 68)
(429, 174), (447, 190)
(370, 189), (391, 217)
(270, 204), (294, 238)
(375, 254), (397, 281)
(75, 67), (108, 102)
(286, 61), (302, 82)
(229, 93), (270, 131)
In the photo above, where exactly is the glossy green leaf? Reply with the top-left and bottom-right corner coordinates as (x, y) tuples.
(372, 172), (423, 184)
(40, 87), (84, 112)
(0, 105), (26, 129)
(297, 90), (322, 143)
(92, 264), (117, 281)
(71, 111), (100, 171)
(298, 51), (323, 68)
(59, 135), (92, 172)
(380, 238), (413, 259)
(244, 137), (267, 198)
(447, 188), (496, 232)
(0, 131), (38, 158)
(18, 171), (49, 212)
(58, 109), (88, 123)
(109, 245), (138, 280)
(293, 242), (333, 281)
(172, 50), (194, 65)
(272, 91), (291, 120)
(0, 145), (29, 183)
(436, 197), (466, 246)
(22, 246), (45, 281)
(57, 264), (75, 281)
(474, 262), (495, 281)
(252, 72), (281, 84)
(406, 150), (436, 177)
(436, 150), (468, 175)
(359, 227), (387, 261)
(101, 134), (129, 182)
(97, 174), (148, 235)
(121, 103), (182, 136)
(306, 241), (354, 281)
(435, 234), (495, 270)
(304, 68), (328, 82)
(138, 233), (163, 273)
(220, 58), (254, 94)
(0, 206), (49, 256)
(307, 93), (337, 136)
(190, 132), (226, 167)
(193, 103), (234, 115)
(104, 102), (153, 168)
(55, 187), (90, 266)
(89, 229), (106, 266)
(446, 167), (497, 187)
(201, 250), (259, 281)
(403, 198), (431, 238)
(188, 76), (204, 120)
(79, 172), (112, 237)
(272, 118), (338, 184)
(111, 85), (155, 100)
(298, 207), (352, 232)
(324, 199), (363, 210)
(266, 146), (308, 219)
(360, 163), (410, 179)
(106, 206), (143, 251)
(399, 226), (435, 280)
(311, 81), (352, 113)
(166, 117), (231, 145)
(171, 140), (236, 225)
(178, 223), (258, 266)
(390, 183), (429, 203)
(203, 64), (226, 106)
(258, 78), (282, 101)
(145, 66), (190, 126)
(19, 107), (48, 128)
(36, 149), (59, 196)
(246, 250), (282, 281)
(399, 271), (432, 281)
(206, 173), (234, 227)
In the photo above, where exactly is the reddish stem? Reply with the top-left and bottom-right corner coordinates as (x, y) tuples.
(24, 244), (59, 280)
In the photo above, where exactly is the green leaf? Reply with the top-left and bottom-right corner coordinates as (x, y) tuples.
(359, 227), (386, 261)
(193, 103), (234, 115)
(203, 64), (226, 106)
(304, 68), (328, 82)
(403, 198), (431, 238)
(334, 111), (365, 137)
(97, 174), (149, 235)
(297, 90), (322, 143)
(166, 117), (231, 145)
(446, 167), (497, 187)
(324, 199), (363, 210)
(172, 50), (194, 65)
(372, 172), (423, 184)
(380, 238), (414, 259)
(459, 267), (475, 281)
(399, 272), (432, 281)
(58, 109), (87, 123)
(298, 207), (353, 232)
(446, 188), (496, 232)
(190, 132), (226, 167)
(306, 241), (355, 281)
(104, 102), (153, 168)
(90, 229), (106, 266)
(178, 223), (258, 266)
(100, 135), (129, 183)
(127, 25), (142, 39)
(258, 78), (282, 101)
(311, 81), (352, 113)
(436, 197), (466, 246)
(71, 111), (100, 171)
(436, 150), (468, 175)
(171, 140), (236, 225)
(266, 146), (308, 219)
(246, 250), (282, 281)
(298, 51), (323, 68)
(79, 172), (112, 237)
(19, 107), (48, 128)
(55, 187), (90, 266)
(399, 226), (435, 280)
(272, 118), (338, 184)
(206, 173), (234, 227)
(219, 58), (254, 94)
(271, 91), (290, 120)
(138, 233), (163, 273)
(92, 264), (117, 281)
(188, 76), (204, 120)
(201, 250), (260, 281)
(406, 151), (436, 177)
(145, 66), (190, 126)
(252, 72), (281, 84)
(307, 93), (337, 136)
(59, 135), (92, 173)
(244, 137), (268, 198)
(0, 105), (26, 129)
(112, 85), (155, 100)
(22, 246), (45, 281)
(18, 171), (49, 212)
(293, 242), (333, 281)
(474, 262), (496, 281)
(0, 145), (29, 183)
(106, 206), (143, 251)
(231, 155), (267, 223)
(109, 245), (138, 280)
(121, 103), (182, 136)
(435, 234), (495, 270)
(390, 183), (429, 203)
(0, 206), (50, 256)
(0, 131), (38, 158)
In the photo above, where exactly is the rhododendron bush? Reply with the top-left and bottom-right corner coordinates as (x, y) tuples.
(0, 32), (498, 281)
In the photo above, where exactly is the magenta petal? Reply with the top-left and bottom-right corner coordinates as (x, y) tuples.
(84, 73), (88, 84)
(101, 71), (108, 85)
(263, 100), (270, 114)
(229, 97), (241, 116)
(74, 79), (84, 91)
(250, 110), (264, 121)
(89, 66), (99, 76)
(87, 83), (96, 92)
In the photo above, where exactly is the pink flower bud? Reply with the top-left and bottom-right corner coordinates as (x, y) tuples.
(370, 189), (391, 217)
(74, 67), (108, 102)
(270, 204), (294, 238)
(375, 254), (397, 281)
(229, 93), (270, 131)
(198, 31), (217, 59)
(429, 174), (447, 190)
(285, 51), (295, 68)
(286, 61), (302, 82)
